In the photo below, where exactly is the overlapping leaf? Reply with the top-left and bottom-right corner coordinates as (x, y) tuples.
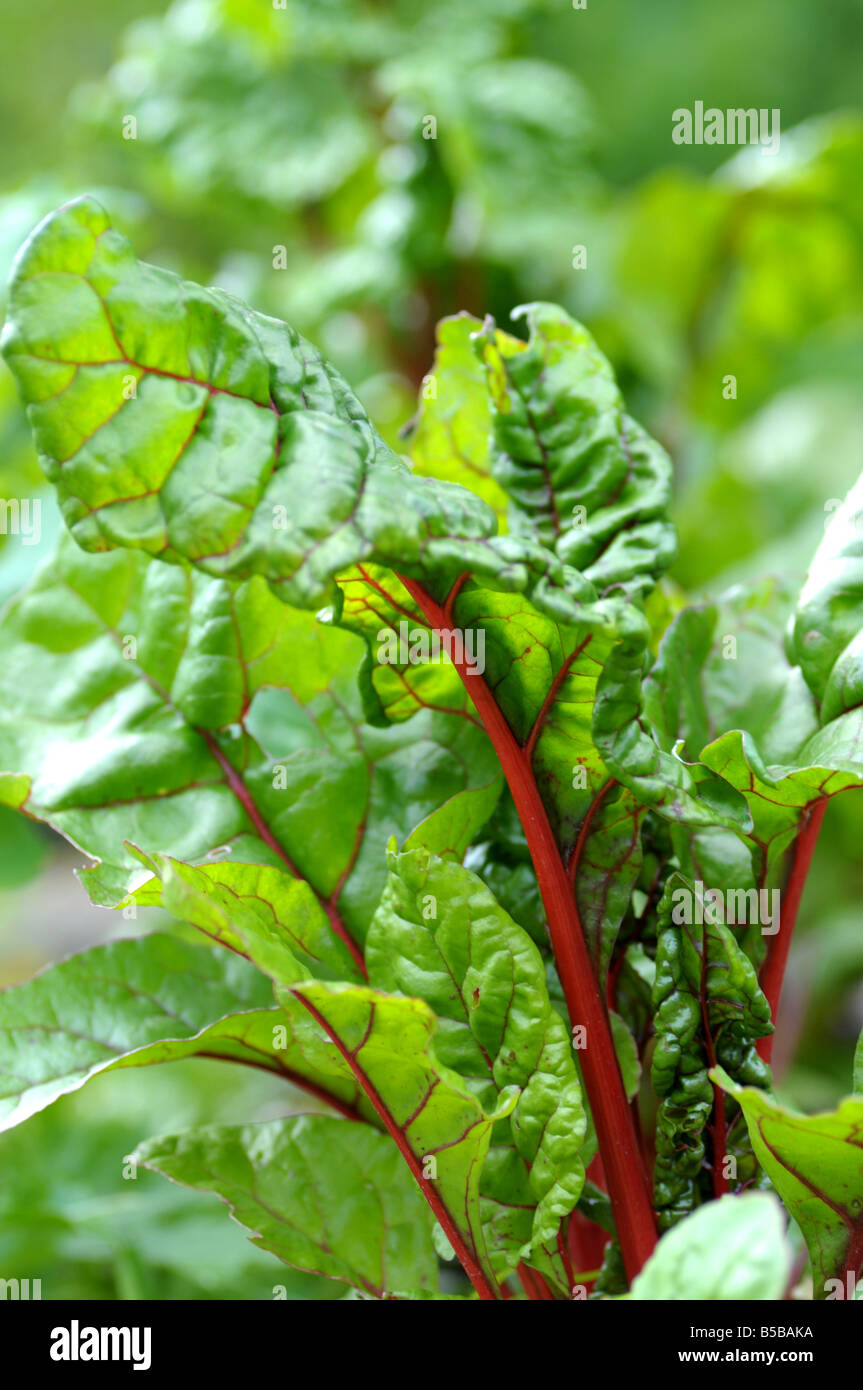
(0, 934), (278, 1130)
(652, 875), (772, 1227)
(286, 980), (515, 1295)
(365, 845), (586, 1286)
(0, 196), (629, 625)
(0, 535), (496, 946)
(121, 852), (361, 982)
(134, 1116), (438, 1298)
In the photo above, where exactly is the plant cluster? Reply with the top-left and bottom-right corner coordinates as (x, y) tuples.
(0, 196), (861, 1300)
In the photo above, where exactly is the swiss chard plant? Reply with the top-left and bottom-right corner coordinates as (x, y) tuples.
(1, 196), (861, 1301)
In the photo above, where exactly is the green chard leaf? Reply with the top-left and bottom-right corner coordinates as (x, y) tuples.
(793, 470), (863, 711)
(407, 312), (510, 522)
(715, 1071), (863, 1299)
(0, 934), (280, 1131)
(475, 301), (676, 600)
(629, 1193), (792, 1301)
(365, 845), (586, 1288)
(285, 980), (513, 1298)
(134, 1116), (437, 1298)
(121, 852), (360, 982)
(0, 535), (496, 952)
(2, 199), (749, 909)
(0, 196), (632, 627)
(652, 875), (772, 1227)
(641, 579), (863, 961)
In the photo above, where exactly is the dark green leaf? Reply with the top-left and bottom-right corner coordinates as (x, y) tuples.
(652, 875), (772, 1226)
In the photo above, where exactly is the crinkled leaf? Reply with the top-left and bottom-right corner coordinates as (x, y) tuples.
(134, 1116), (437, 1297)
(715, 1070), (863, 1298)
(593, 622), (753, 833)
(1, 197), (631, 625)
(365, 846), (586, 1285)
(476, 302), (677, 600)
(629, 1193), (791, 1301)
(652, 875), (772, 1226)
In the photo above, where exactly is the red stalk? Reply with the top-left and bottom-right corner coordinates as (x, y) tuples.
(517, 1263), (555, 1300)
(757, 798), (827, 1064)
(567, 1211), (608, 1293)
(397, 575), (658, 1281)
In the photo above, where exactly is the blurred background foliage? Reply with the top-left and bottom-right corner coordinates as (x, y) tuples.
(1, 0), (862, 1297)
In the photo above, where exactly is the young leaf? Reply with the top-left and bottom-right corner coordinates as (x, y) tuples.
(408, 312), (510, 521)
(652, 875), (772, 1226)
(715, 1070), (863, 1298)
(628, 1193), (792, 1301)
(134, 1116), (437, 1297)
(402, 775), (504, 864)
(365, 845), (586, 1284)
(475, 302), (676, 598)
